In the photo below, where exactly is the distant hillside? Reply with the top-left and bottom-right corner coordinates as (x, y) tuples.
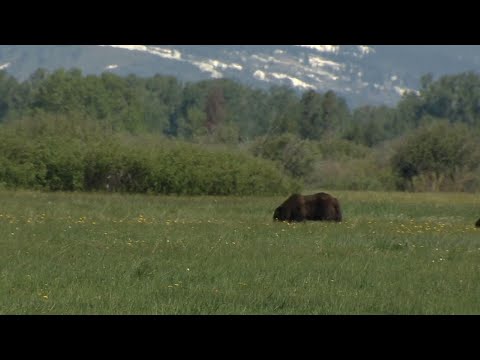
(1, 45), (480, 108)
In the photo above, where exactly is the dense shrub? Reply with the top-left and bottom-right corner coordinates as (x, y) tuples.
(306, 158), (396, 191)
(146, 142), (300, 195)
(0, 120), (299, 195)
(249, 134), (316, 179)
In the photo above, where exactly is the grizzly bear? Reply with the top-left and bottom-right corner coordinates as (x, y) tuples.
(273, 192), (342, 222)
(475, 218), (480, 227)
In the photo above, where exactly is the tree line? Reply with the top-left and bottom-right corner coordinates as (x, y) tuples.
(1, 68), (480, 193)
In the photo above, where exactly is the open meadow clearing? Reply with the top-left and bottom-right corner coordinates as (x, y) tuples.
(1, 190), (479, 314)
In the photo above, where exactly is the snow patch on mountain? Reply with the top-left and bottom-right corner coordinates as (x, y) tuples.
(99, 45), (182, 61)
(207, 60), (243, 71)
(253, 70), (267, 81)
(307, 69), (339, 82)
(358, 45), (375, 55)
(270, 72), (315, 89)
(296, 45), (340, 54)
(308, 56), (342, 70)
(250, 54), (275, 63)
(191, 60), (223, 78)
(394, 86), (419, 96)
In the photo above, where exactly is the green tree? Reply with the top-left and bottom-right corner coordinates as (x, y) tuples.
(265, 86), (301, 136)
(391, 121), (480, 191)
(177, 106), (207, 139)
(0, 70), (19, 121)
(205, 85), (226, 134)
(144, 75), (183, 135)
(393, 91), (425, 132)
(298, 89), (350, 140)
(345, 105), (396, 146)
(321, 90), (351, 137)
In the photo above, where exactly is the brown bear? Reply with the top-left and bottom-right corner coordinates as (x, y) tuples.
(273, 192), (342, 222)
(475, 218), (480, 227)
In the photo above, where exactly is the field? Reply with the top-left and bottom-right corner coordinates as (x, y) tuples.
(1, 189), (479, 314)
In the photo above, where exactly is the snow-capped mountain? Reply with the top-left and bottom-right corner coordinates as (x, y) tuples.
(1, 45), (480, 108)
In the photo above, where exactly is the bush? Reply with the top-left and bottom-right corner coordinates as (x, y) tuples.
(249, 134), (316, 178)
(306, 158), (396, 191)
(0, 120), (299, 195)
(147, 142), (300, 195)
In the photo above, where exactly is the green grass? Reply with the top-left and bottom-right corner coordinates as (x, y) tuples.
(1, 190), (480, 314)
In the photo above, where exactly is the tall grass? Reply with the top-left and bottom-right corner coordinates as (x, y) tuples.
(1, 190), (479, 314)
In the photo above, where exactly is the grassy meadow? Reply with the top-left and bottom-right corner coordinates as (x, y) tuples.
(1, 189), (480, 314)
